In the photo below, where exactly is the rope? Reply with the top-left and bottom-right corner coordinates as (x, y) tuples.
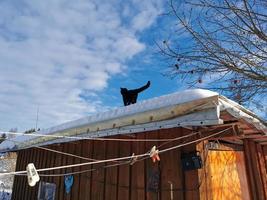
(0, 127), (231, 177)
(2, 129), (202, 166)
(35, 146), (124, 165)
(36, 146), (97, 162)
(159, 127), (231, 154)
(0, 130), (201, 142)
(0, 152), (149, 176)
(35, 130), (200, 161)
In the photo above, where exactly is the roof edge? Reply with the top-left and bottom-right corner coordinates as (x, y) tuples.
(219, 96), (267, 134)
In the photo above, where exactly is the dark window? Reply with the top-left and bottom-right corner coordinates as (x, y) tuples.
(38, 181), (56, 200)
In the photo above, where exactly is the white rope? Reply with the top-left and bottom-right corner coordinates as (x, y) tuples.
(0, 127), (231, 177)
(38, 160), (131, 177)
(36, 146), (97, 162)
(159, 127), (232, 153)
(35, 130), (200, 161)
(36, 146), (124, 165)
(0, 152), (149, 176)
(33, 127), (232, 177)
(12, 159), (135, 177)
(3, 136), (101, 163)
(0, 130), (200, 142)
(2, 130), (201, 164)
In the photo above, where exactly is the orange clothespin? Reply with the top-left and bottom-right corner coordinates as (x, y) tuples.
(130, 153), (138, 165)
(150, 146), (160, 163)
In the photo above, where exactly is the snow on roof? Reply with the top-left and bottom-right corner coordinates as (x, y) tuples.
(38, 89), (218, 135)
(0, 89), (265, 152)
(1, 89), (219, 151)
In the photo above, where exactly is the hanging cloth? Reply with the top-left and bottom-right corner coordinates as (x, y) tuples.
(64, 175), (74, 194)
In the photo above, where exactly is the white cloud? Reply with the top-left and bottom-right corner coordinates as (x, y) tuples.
(131, 0), (163, 31)
(0, 0), (163, 131)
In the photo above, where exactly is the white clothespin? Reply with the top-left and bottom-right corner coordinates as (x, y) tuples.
(149, 146), (160, 163)
(26, 163), (40, 187)
(129, 153), (138, 165)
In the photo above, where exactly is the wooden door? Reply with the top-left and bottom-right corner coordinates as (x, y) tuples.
(203, 149), (250, 200)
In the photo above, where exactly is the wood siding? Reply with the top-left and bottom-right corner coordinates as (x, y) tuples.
(11, 128), (266, 200)
(243, 140), (267, 200)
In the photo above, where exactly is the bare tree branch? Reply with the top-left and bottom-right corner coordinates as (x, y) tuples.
(161, 0), (267, 104)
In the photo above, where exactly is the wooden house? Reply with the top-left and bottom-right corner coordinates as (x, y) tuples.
(0, 89), (266, 200)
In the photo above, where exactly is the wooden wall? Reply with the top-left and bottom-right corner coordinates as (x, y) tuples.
(243, 140), (267, 200)
(11, 128), (266, 200)
(11, 128), (200, 200)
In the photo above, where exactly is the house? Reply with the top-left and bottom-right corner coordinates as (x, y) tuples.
(0, 89), (266, 200)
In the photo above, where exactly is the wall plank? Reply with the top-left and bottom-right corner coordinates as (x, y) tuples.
(28, 148), (37, 199)
(11, 150), (23, 200)
(52, 144), (63, 200)
(256, 144), (267, 199)
(105, 137), (119, 200)
(145, 130), (160, 200)
(71, 141), (82, 200)
(59, 143), (69, 200)
(159, 128), (184, 200)
(248, 140), (265, 200)
(78, 140), (93, 200)
(131, 133), (145, 200)
(117, 135), (131, 200)
(21, 149), (31, 200)
(91, 140), (106, 200)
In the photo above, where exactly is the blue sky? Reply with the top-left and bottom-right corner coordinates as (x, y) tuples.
(0, 0), (186, 131)
(0, 0), (266, 132)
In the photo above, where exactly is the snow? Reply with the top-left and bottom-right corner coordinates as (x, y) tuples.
(0, 153), (16, 199)
(219, 97), (267, 133)
(0, 191), (11, 200)
(36, 89), (218, 134)
(0, 88), (265, 152)
(0, 89), (218, 152)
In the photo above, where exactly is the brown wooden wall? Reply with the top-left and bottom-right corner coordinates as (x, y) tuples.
(11, 128), (200, 200)
(11, 128), (267, 200)
(243, 140), (267, 200)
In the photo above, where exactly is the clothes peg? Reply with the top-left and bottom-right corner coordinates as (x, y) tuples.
(150, 146), (160, 163)
(26, 163), (40, 187)
(130, 153), (138, 165)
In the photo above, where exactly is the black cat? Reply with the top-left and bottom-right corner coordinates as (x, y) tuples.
(120, 81), (151, 106)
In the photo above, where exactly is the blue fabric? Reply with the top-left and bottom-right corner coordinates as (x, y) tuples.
(64, 175), (73, 194)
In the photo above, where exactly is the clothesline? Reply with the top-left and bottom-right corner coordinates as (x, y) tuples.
(0, 129), (201, 142)
(0, 127), (231, 177)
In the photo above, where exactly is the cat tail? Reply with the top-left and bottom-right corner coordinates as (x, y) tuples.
(133, 81), (150, 93)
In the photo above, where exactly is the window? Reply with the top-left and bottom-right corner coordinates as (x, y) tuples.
(37, 181), (56, 200)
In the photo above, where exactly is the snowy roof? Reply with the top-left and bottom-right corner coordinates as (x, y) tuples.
(0, 89), (266, 152)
